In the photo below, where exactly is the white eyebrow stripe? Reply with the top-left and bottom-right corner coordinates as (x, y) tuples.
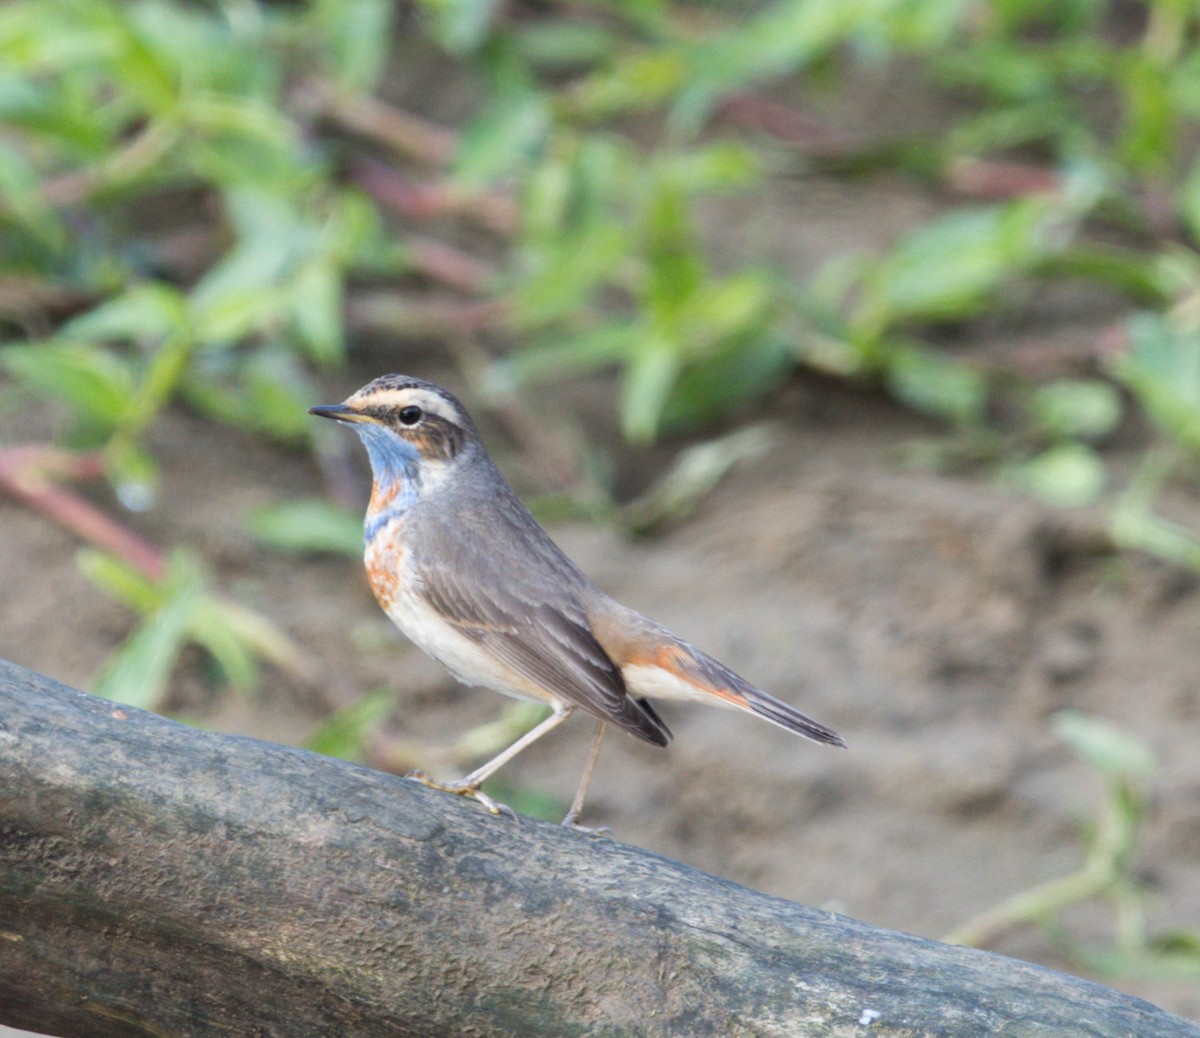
(348, 387), (464, 425)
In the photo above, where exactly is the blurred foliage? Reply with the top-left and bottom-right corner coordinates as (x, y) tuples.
(305, 686), (398, 762)
(945, 712), (1200, 983)
(245, 497), (363, 556)
(5, 2), (1200, 700)
(79, 548), (302, 709)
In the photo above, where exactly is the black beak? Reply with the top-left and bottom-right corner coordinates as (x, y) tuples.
(308, 404), (364, 423)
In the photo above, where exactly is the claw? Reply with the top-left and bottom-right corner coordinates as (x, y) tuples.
(405, 770), (518, 820)
(472, 788), (519, 821)
(561, 811), (611, 836)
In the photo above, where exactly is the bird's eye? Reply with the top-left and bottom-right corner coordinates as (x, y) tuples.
(398, 405), (423, 426)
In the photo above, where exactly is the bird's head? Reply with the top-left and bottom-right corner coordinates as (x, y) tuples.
(309, 375), (478, 493)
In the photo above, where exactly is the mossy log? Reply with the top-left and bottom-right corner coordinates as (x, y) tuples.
(0, 658), (1196, 1038)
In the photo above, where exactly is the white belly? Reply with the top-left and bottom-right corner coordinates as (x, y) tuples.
(366, 538), (557, 706)
(622, 662), (742, 709)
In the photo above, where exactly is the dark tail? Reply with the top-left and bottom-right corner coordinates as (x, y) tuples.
(741, 686), (846, 748)
(661, 635), (847, 749)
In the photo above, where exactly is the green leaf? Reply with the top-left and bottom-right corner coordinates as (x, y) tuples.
(1, 341), (137, 440)
(191, 282), (287, 348)
(1111, 502), (1200, 572)
(92, 2), (180, 114)
(91, 553), (205, 710)
(182, 350), (314, 444)
(519, 134), (627, 245)
(1118, 56), (1173, 174)
(77, 549), (162, 613)
(310, 0), (393, 92)
(0, 71), (50, 120)
(622, 423), (775, 534)
(1044, 245), (1171, 304)
(570, 48), (686, 121)
(681, 271), (774, 357)
(305, 687), (397, 761)
(1113, 312), (1200, 452)
(661, 332), (790, 433)
(83, 546), (298, 702)
(182, 349), (314, 443)
(180, 94), (297, 153)
(1029, 380), (1122, 442)
(289, 259), (345, 364)
(455, 89), (550, 187)
(190, 224), (293, 346)
(187, 597), (260, 693)
(1150, 930), (1200, 958)
(92, 597), (193, 709)
(0, 137), (66, 249)
(1181, 156), (1200, 245)
(510, 223), (627, 328)
(1111, 452), (1200, 571)
(504, 321), (639, 384)
(188, 190), (349, 353)
(195, 191), (307, 285)
(863, 204), (1049, 328)
(514, 19), (616, 70)
(668, 0), (865, 131)
(0, 3), (117, 72)
(207, 597), (305, 681)
(420, 0), (500, 54)
(654, 142), (761, 195)
(127, 0), (263, 95)
(1052, 711), (1156, 786)
(643, 179), (705, 319)
(1004, 443), (1107, 508)
(63, 282), (188, 343)
(886, 347), (989, 426)
(621, 341), (680, 443)
(245, 499), (363, 556)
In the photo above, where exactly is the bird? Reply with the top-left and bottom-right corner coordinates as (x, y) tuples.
(310, 375), (845, 827)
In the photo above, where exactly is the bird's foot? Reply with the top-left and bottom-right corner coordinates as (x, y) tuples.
(560, 810), (611, 836)
(405, 770), (517, 819)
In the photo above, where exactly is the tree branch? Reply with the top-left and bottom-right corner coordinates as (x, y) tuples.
(0, 658), (1194, 1038)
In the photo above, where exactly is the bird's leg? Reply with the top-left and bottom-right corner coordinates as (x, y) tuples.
(407, 705), (574, 817)
(561, 720), (609, 833)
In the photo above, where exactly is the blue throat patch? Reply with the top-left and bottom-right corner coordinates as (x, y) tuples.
(356, 424), (421, 543)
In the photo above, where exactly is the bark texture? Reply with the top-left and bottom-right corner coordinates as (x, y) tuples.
(0, 658), (1195, 1038)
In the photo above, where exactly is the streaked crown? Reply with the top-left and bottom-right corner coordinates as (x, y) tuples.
(317, 375), (478, 463)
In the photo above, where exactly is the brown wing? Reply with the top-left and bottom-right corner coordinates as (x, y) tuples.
(414, 488), (669, 746)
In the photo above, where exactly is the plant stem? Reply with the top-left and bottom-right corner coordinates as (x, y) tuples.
(346, 293), (507, 338)
(305, 80), (456, 165)
(0, 446), (165, 579)
(941, 860), (1114, 949)
(349, 158), (517, 235)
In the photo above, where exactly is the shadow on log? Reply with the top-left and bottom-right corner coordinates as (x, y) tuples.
(0, 657), (1196, 1038)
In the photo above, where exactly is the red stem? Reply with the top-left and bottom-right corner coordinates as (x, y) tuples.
(0, 446), (165, 580)
(306, 81), (456, 165)
(945, 158), (1063, 200)
(349, 158), (518, 237)
(406, 235), (496, 294)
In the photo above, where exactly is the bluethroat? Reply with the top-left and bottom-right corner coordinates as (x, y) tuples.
(311, 375), (845, 826)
